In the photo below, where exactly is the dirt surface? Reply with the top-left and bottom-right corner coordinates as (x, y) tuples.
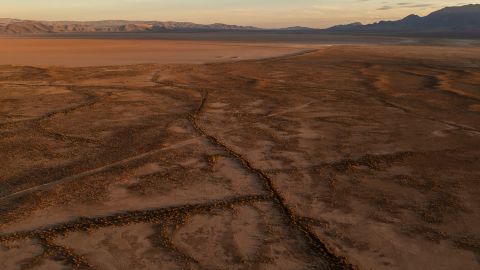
(0, 38), (307, 67)
(0, 45), (479, 270)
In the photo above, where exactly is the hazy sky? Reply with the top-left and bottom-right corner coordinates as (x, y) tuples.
(0, 0), (472, 28)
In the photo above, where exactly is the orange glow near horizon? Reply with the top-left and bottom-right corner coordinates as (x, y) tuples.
(0, 0), (470, 28)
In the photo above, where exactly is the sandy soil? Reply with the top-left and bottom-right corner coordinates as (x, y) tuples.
(0, 45), (479, 270)
(0, 38), (307, 67)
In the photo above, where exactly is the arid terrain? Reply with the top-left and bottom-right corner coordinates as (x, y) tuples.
(0, 38), (308, 67)
(0, 42), (479, 270)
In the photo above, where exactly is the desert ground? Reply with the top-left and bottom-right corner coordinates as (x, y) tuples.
(0, 38), (309, 67)
(0, 39), (479, 270)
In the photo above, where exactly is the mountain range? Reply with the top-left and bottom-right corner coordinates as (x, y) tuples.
(1, 4), (479, 36)
(0, 19), (258, 34)
(327, 4), (480, 34)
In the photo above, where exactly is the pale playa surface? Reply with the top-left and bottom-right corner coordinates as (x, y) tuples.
(0, 38), (306, 67)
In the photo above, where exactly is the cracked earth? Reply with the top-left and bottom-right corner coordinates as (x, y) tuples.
(1, 45), (480, 270)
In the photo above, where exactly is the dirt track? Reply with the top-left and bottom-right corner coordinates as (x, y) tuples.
(0, 45), (479, 270)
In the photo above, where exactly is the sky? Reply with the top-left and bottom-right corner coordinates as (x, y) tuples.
(0, 0), (473, 28)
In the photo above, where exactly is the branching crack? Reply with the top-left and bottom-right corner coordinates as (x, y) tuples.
(187, 90), (353, 269)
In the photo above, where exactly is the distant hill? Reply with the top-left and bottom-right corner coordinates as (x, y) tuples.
(0, 19), (259, 34)
(328, 4), (480, 35)
(278, 26), (318, 31)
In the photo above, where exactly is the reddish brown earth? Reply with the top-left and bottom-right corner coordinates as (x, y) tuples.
(0, 38), (306, 67)
(0, 45), (479, 270)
